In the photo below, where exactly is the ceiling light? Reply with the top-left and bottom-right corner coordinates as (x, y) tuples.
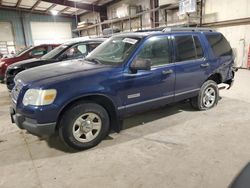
(50, 10), (59, 16)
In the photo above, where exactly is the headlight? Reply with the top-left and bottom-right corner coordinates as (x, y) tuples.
(23, 89), (57, 106)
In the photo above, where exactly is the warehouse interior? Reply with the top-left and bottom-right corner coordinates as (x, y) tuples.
(0, 0), (250, 187)
(0, 0), (249, 68)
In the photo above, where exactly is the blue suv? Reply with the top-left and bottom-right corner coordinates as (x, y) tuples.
(10, 28), (235, 150)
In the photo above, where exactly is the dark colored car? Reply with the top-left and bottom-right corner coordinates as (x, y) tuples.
(6, 38), (106, 90)
(10, 27), (235, 150)
(0, 44), (59, 82)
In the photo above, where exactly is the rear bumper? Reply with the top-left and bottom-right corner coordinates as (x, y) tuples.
(225, 78), (234, 89)
(10, 107), (56, 136)
(224, 67), (237, 89)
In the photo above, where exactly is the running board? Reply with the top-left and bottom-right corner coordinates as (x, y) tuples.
(219, 86), (227, 90)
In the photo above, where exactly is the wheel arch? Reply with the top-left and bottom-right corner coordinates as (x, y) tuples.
(206, 73), (222, 84)
(56, 94), (121, 133)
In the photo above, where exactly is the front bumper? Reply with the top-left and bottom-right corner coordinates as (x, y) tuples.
(10, 107), (56, 136)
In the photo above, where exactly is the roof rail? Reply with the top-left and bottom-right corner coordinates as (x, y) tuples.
(136, 27), (165, 32)
(162, 27), (214, 32)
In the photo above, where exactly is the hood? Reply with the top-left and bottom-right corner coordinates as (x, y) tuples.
(8, 58), (46, 69)
(16, 59), (108, 86)
(1, 56), (19, 64)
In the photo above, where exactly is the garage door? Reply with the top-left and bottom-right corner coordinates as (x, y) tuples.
(0, 22), (15, 54)
(30, 22), (72, 45)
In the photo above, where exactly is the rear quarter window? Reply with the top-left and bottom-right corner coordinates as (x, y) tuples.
(205, 34), (232, 57)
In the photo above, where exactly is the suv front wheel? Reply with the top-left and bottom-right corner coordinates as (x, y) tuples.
(191, 80), (219, 110)
(59, 102), (110, 150)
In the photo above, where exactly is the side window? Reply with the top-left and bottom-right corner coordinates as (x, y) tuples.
(175, 35), (205, 62)
(193, 36), (204, 58)
(136, 36), (171, 66)
(205, 34), (232, 57)
(52, 45), (58, 50)
(47, 46), (52, 52)
(88, 43), (100, 53)
(175, 35), (196, 62)
(30, 47), (47, 56)
(61, 44), (87, 60)
(77, 44), (87, 54)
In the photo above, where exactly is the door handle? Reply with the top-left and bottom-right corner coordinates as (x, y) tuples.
(200, 63), (210, 68)
(162, 69), (173, 75)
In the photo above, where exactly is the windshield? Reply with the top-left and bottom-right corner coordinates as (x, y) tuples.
(41, 45), (69, 60)
(86, 36), (141, 65)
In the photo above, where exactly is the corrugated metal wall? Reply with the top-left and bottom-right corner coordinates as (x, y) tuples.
(0, 9), (25, 49)
(0, 9), (77, 50)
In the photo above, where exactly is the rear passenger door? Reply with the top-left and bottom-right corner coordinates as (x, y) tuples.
(173, 34), (210, 101)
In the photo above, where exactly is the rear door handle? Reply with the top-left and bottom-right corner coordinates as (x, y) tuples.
(200, 63), (210, 68)
(162, 69), (173, 75)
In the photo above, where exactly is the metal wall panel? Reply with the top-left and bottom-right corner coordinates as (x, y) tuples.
(0, 9), (77, 50)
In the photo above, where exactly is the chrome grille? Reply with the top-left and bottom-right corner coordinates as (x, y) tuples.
(11, 80), (23, 102)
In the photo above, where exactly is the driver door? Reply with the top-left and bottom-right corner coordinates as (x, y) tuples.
(121, 35), (176, 115)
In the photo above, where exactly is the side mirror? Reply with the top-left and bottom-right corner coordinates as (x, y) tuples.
(130, 59), (151, 72)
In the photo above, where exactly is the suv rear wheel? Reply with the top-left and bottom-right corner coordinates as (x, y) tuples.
(59, 102), (110, 150)
(190, 80), (219, 110)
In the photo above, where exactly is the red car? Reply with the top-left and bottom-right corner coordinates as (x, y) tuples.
(0, 44), (59, 82)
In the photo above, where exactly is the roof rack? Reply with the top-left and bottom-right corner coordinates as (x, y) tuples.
(162, 27), (214, 32)
(135, 27), (165, 32)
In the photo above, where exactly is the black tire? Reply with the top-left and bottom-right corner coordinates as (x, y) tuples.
(59, 102), (110, 150)
(190, 80), (219, 110)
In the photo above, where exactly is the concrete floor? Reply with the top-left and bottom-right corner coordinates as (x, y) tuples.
(0, 69), (250, 188)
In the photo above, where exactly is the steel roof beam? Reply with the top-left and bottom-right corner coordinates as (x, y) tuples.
(16, 0), (22, 7)
(41, 0), (101, 12)
(31, 0), (41, 11)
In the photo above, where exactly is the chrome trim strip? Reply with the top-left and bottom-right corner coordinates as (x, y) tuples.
(117, 88), (200, 110)
(118, 94), (174, 110)
(174, 88), (200, 96)
(128, 93), (140, 99)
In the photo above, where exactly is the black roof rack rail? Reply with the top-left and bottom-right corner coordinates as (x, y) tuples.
(162, 27), (214, 32)
(135, 27), (165, 32)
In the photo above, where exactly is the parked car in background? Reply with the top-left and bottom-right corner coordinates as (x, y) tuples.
(6, 38), (105, 90)
(10, 28), (235, 150)
(0, 44), (59, 82)
(0, 52), (15, 59)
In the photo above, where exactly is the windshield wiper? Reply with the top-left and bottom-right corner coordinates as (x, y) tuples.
(85, 58), (102, 65)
